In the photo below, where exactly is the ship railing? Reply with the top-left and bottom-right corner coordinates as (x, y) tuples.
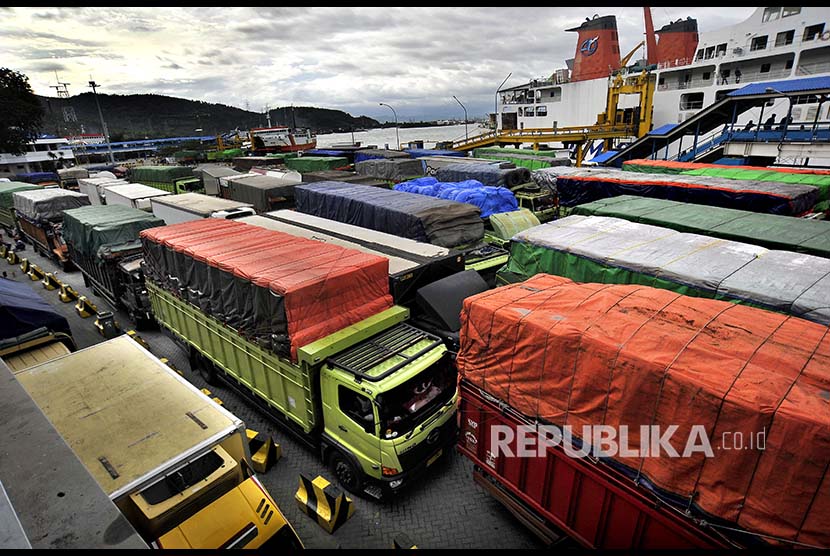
(796, 61), (830, 76)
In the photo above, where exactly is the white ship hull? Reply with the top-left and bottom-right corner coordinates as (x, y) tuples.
(498, 8), (830, 146)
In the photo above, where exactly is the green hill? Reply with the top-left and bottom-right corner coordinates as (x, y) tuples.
(38, 93), (380, 141)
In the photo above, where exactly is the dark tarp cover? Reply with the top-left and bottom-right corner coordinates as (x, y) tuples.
(140, 218), (232, 287)
(404, 149), (466, 158)
(12, 189), (90, 222)
(0, 277), (71, 340)
(14, 172), (59, 184)
(224, 174), (302, 212)
(572, 195), (830, 258)
(353, 149), (412, 164)
(534, 167), (819, 215)
(499, 215), (830, 325)
(436, 163), (530, 188)
(457, 273), (830, 548)
(355, 159), (426, 181)
(394, 177), (518, 218)
(62, 205), (163, 259)
(140, 219), (393, 359)
(285, 157), (349, 173)
(295, 181), (484, 248)
(305, 149), (348, 157)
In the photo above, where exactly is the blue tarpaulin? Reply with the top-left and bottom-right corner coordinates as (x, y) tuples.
(0, 278), (71, 340)
(305, 149), (349, 157)
(395, 177), (518, 218)
(14, 172), (59, 184)
(404, 149), (466, 159)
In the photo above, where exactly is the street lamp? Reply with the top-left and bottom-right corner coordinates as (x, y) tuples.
(453, 95), (468, 140)
(88, 79), (115, 164)
(495, 72), (512, 131)
(379, 103), (400, 150)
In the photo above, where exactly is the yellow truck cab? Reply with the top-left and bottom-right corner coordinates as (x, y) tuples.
(13, 335), (302, 550)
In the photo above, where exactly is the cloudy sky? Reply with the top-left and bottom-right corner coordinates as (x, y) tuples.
(2, 7), (756, 121)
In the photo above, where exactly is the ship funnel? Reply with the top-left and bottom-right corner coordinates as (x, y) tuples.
(567, 15), (621, 82)
(654, 17), (699, 68)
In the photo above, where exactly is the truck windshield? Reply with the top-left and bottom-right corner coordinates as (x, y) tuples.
(376, 354), (455, 439)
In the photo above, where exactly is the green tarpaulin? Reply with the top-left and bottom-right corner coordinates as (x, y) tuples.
(498, 215), (830, 325)
(286, 156), (349, 173)
(0, 182), (40, 209)
(62, 205), (164, 259)
(129, 166), (194, 184)
(572, 195), (830, 258)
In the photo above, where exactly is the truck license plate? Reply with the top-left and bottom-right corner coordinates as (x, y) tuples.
(427, 450), (442, 467)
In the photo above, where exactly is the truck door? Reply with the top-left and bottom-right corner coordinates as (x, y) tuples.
(321, 380), (381, 477)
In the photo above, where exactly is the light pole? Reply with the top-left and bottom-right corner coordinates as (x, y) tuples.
(88, 79), (115, 164)
(379, 103), (400, 149)
(453, 95), (468, 140)
(495, 72), (512, 131)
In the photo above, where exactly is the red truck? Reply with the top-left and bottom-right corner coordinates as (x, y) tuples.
(455, 273), (830, 550)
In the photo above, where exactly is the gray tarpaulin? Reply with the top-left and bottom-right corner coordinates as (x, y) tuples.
(436, 163), (530, 187)
(12, 189), (90, 222)
(355, 159), (426, 181)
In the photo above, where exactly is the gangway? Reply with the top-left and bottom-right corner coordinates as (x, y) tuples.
(602, 76), (830, 167)
(454, 69), (656, 165)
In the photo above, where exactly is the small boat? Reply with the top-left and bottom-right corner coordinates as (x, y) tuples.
(249, 126), (317, 154)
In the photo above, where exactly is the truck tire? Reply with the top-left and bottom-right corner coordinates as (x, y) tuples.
(190, 350), (217, 385)
(328, 450), (364, 495)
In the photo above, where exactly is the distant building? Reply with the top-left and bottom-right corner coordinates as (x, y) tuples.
(0, 136), (75, 178)
(65, 134), (106, 145)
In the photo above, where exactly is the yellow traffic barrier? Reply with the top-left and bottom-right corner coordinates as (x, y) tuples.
(59, 283), (79, 303)
(393, 533), (418, 549)
(295, 474), (354, 534)
(19, 258), (29, 273)
(42, 273), (61, 291)
(199, 388), (224, 406)
(246, 429), (282, 473)
(125, 330), (150, 350)
(0, 244), (7, 258)
(6, 251), (19, 265)
(75, 295), (97, 318)
(28, 264), (45, 281)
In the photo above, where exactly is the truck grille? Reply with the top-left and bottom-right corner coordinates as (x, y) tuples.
(396, 417), (457, 472)
(328, 324), (442, 382)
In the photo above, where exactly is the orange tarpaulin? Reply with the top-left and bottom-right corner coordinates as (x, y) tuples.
(457, 274), (830, 547)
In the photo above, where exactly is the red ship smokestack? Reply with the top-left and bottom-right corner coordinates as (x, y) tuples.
(567, 15), (621, 82)
(655, 17), (699, 67)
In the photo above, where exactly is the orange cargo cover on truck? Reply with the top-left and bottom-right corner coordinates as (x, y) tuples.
(457, 274), (830, 548)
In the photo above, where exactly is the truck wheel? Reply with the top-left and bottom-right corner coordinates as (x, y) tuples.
(328, 451), (364, 494)
(190, 351), (217, 385)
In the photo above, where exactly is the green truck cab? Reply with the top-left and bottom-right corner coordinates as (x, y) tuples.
(149, 284), (458, 497)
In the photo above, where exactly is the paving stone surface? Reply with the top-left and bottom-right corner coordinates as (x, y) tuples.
(2, 241), (544, 549)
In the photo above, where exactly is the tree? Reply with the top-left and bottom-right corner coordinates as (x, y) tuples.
(0, 68), (45, 155)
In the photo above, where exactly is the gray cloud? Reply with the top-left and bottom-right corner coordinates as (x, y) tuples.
(4, 6), (758, 119)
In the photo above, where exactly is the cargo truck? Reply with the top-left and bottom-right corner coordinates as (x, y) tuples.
(12, 335), (303, 549)
(294, 181), (509, 286)
(151, 193), (255, 225)
(62, 205), (165, 329)
(12, 188), (90, 269)
(456, 273), (830, 549)
(241, 210), (488, 351)
(142, 218), (458, 497)
(0, 277), (75, 372)
(104, 182), (172, 210)
(0, 182), (39, 234)
(129, 166), (202, 194)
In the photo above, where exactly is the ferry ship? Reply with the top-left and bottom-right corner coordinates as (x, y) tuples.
(497, 7), (830, 139)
